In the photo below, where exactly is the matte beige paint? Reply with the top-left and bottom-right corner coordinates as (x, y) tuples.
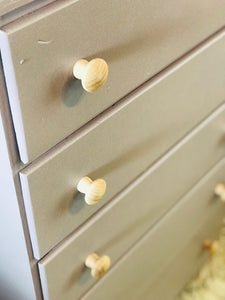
(20, 35), (225, 258)
(37, 110), (225, 299)
(83, 159), (225, 300)
(0, 0), (224, 161)
(0, 0), (33, 15)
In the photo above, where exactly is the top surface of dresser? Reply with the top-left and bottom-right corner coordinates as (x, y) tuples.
(1, 0), (225, 162)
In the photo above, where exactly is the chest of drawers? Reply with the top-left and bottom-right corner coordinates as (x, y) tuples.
(0, 1), (224, 299)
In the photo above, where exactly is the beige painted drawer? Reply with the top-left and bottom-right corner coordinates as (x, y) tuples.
(20, 35), (225, 259)
(140, 215), (224, 300)
(0, 0), (33, 15)
(0, 1), (225, 162)
(37, 116), (225, 300)
(0, 1), (57, 27)
(82, 159), (225, 300)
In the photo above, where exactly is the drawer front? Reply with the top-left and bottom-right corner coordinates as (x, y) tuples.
(140, 210), (223, 300)
(82, 159), (225, 300)
(20, 35), (225, 258)
(0, 0), (33, 15)
(0, 1), (225, 162)
(38, 113), (225, 300)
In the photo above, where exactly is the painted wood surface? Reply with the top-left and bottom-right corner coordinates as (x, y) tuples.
(83, 159), (225, 300)
(20, 33), (225, 259)
(0, 87), (37, 299)
(0, 0), (33, 15)
(38, 106), (225, 299)
(1, 0), (224, 162)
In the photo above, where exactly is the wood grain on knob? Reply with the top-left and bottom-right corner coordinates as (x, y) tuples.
(214, 183), (225, 202)
(77, 176), (106, 205)
(85, 253), (111, 278)
(73, 58), (108, 92)
(203, 239), (219, 254)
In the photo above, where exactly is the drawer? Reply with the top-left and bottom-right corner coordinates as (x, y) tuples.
(0, 2), (225, 162)
(140, 213), (223, 300)
(20, 37), (225, 258)
(0, 1), (57, 27)
(82, 159), (225, 300)
(38, 131), (225, 300)
(0, 0), (33, 15)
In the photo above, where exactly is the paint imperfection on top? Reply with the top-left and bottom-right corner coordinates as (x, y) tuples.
(37, 40), (52, 45)
(19, 58), (30, 65)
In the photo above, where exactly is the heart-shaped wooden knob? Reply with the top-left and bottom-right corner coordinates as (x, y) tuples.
(77, 176), (106, 205)
(73, 58), (108, 92)
(203, 239), (219, 254)
(85, 253), (111, 278)
(214, 183), (225, 202)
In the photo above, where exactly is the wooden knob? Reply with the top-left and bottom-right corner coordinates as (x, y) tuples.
(85, 253), (111, 278)
(73, 58), (108, 92)
(214, 183), (225, 202)
(203, 239), (219, 254)
(77, 176), (106, 205)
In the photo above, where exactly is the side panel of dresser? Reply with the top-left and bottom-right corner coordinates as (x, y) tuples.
(0, 72), (39, 299)
(0, 111), (36, 299)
